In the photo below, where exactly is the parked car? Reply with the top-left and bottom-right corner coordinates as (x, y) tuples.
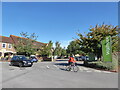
(75, 56), (89, 61)
(86, 56), (89, 60)
(9, 55), (33, 67)
(75, 56), (80, 61)
(30, 56), (38, 63)
(81, 56), (89, 61)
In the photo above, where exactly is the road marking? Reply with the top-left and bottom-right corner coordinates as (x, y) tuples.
(94, 70), (102, 72)
(53, 65), (57, 67)
(102, 71), (112, 73)
(30, 63), (114, 74)
(46, 66), (50, 69)
(79, 67), (83, 71)
(86, 71), (92, 72)
(81, 67), (89, 71)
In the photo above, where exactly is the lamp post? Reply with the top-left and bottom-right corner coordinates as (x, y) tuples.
(51, 48), (54, 62)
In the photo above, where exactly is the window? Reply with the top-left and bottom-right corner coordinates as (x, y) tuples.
(8, 44), (12, 49)
(2, 43), (6, 48)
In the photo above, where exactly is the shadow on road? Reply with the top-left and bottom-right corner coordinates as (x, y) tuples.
(54, 62), (84, 66)
(54, 62), (68, 66)
(59, 68), (67, 71)
(54, 62), (84, 71)
(55, 59), (68, 61)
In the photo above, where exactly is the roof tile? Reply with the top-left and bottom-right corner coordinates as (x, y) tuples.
(0, 36), (13, 44)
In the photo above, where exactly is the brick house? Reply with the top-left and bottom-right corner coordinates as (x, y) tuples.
(0, 36), (16, 58)
(10, 35), (47, 48)
(0, 35), (47, 59)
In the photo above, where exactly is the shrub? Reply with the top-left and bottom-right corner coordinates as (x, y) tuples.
(84, 53), (118, 71)
(86, 60), (117, 71)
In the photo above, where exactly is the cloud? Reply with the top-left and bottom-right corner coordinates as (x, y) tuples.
(52, 40), (73, 49)
(59, 40), (73, 48)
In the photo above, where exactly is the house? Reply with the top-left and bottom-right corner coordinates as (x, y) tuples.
(0, 36), (16, 58)
(0, 35), (47, 59)
(10, 35), (47, 48)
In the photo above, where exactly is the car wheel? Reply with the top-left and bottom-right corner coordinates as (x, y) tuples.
(19, 62), (23, 67)
(29, 65), (33, 67)
(9, 62), (14, 66)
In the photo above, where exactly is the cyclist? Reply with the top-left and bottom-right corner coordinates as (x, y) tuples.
(68, 55), (77, 66)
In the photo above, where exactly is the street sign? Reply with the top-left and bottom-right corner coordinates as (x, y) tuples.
(102, 36), (112, 62)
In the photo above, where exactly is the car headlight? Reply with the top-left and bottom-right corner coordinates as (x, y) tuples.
(23, 61), (27, 63)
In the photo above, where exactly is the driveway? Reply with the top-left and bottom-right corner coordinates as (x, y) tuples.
(1, 60), (118, 88)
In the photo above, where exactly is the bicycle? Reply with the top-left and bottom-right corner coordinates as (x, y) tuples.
(65, 63), (79, 72)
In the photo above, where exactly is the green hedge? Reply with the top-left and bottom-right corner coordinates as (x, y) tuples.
(84, 53), (118, 71)
(85, 60), (117, 71)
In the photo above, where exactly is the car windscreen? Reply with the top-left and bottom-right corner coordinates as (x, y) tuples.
(18, 56), (28, 60)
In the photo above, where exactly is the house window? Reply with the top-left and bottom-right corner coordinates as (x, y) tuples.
(2, 43), (6, 48)
(8, 44), (12, 49)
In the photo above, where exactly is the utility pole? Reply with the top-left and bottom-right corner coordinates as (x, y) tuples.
(51, 48), (54, 62)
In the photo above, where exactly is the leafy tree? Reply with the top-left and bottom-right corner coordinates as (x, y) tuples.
(66, 40), (82, 56)
(76, 24), (118, 60)
(89, 24), (118, 52)
(14, 32), (38, 56)
(61, 47), (67, 56)
(53, 41), (62, 56)
(37, 40), (53, 57)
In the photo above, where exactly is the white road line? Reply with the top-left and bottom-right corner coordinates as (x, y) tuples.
(79, 67), (83, 71)
(81, 67), (89, 71)
(46, 66), (50, 69)
(93, 70), (102, 72)
(86, 71), (92, 72)
(102, 71), (112, 73)
(53, 65), (57, 68)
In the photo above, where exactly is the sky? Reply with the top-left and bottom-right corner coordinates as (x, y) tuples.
(2, 2), (118, 48)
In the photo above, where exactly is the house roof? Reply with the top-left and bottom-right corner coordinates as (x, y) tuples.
(10, 35), (27, 44)
(0, 36), (13, 44)
(10, 35), (47, 47)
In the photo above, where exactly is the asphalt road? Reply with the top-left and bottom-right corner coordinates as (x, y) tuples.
(1, 60), (118, 88)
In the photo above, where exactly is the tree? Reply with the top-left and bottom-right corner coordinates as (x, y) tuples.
(76, 24), (118, 60)
(14, 32), (38, 56)
(53, 41), (62, 56)
(61, 47), (67, 56)
(37, 40), (53, 57)
(66, 40), (82, 56)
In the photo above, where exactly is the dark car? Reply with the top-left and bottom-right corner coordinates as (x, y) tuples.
(81, 56), (89, 61)
(9, 55), (33, 67)
(75, 56), (82, 61)
(75, 57), (80, 61)
(75, 56), (89, 61)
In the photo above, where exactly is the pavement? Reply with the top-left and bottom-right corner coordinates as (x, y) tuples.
(0, 60), (118, 88)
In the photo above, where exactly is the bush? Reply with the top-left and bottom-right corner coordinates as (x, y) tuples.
(84, 53), (118, 71)
(85, 60), (118, 71)
(86, 61), (113, 70)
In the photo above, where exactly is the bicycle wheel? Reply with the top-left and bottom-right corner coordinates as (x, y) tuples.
(66, 66), (71, 71)
(73, 66), (79, 72)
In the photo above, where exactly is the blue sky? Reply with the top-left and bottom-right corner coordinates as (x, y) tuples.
(2, 2), (118, 48)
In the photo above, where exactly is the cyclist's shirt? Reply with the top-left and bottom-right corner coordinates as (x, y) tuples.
(68, 57), (76, 63)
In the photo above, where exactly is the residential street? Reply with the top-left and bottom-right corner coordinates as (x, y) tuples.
(1, 59), (118, 88)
